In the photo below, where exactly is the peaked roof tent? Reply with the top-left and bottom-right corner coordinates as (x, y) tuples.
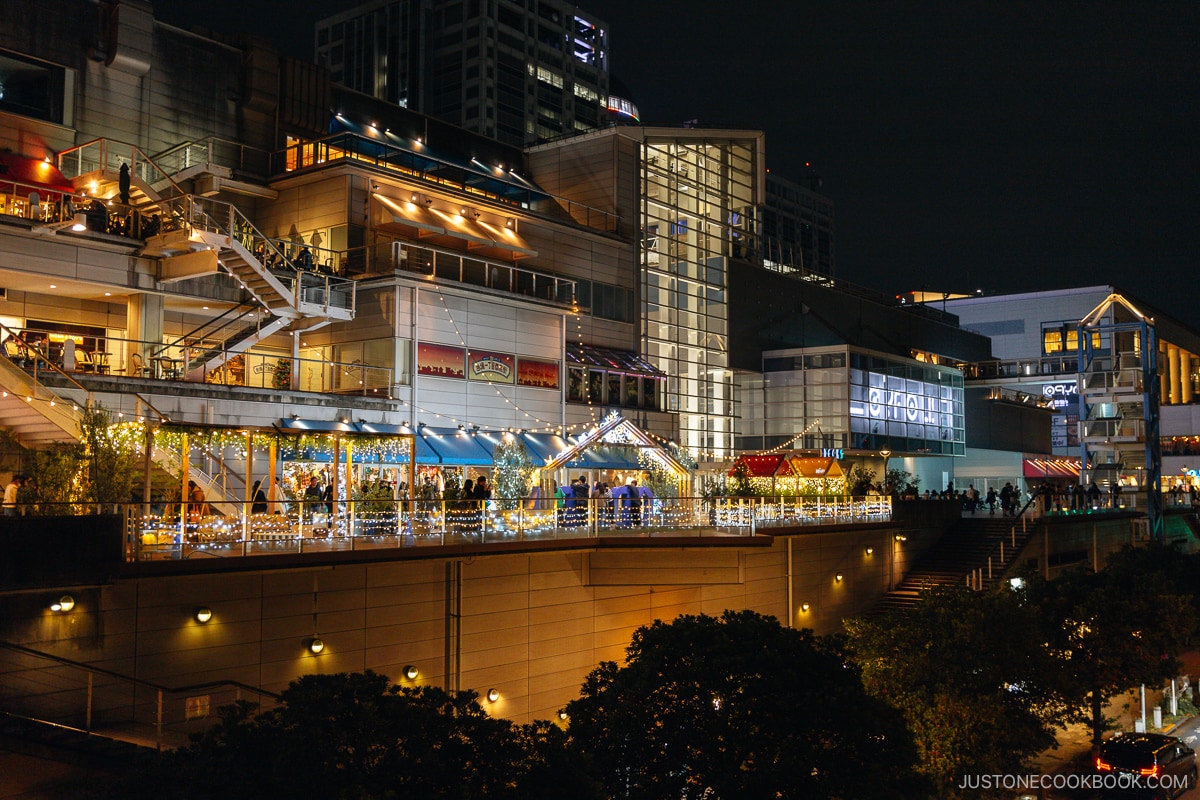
(542, 413), (689, 476)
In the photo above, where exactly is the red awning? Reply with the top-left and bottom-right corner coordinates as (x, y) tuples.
(729, 454), (788, 478)
(1023, 458), (1082, 480)
(0, 153), (75, 194)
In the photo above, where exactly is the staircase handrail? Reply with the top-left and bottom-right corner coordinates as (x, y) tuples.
(157, 194), (298, 306)
(970, 495), (1043, 590)
(149, 446), (242, 511)
(159, 299), (262, 357)
(56, 138), (191, 207)
(151, 136), (272, 179)
(0, 639), (279, 700)
(0, 322), (93, 409)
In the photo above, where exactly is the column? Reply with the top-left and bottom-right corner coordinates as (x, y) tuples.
(1167, 344), (1180, 405)
(1178, 349), (1193, 405)
(127, 293), (164, 369)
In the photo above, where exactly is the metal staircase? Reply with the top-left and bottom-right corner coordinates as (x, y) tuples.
(0, 357), (83, 446)
(55, 139), (355, 372)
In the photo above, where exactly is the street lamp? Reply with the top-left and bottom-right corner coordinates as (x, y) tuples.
(880, 449), (891, 490)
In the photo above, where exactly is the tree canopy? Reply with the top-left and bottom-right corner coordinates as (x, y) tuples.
(99, 671), (597, 800)
(566, 610), (924, 800)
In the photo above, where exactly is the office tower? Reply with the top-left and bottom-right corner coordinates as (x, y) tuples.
(762, 171), (835, 277)
(316, 0), (609, 147)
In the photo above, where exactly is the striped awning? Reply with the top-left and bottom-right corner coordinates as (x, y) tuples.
(1023, 457), (1082, 479)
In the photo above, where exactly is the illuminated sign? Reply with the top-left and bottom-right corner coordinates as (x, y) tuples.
(821, 448), (843, 459)
(1042, 381), (1078, 409)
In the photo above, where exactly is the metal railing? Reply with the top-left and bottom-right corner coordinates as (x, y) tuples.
(156, 193), (356, 316)
(0, 640), (277, 751)
(963, 355), (1080, 380)
(0, 322), (94, 410)
(151, 137), (272, 179)
(107, 495), (891, 562)
(3, 330), (394, 397)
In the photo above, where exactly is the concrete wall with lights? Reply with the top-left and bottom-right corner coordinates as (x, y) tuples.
(0, 522), (945, 727)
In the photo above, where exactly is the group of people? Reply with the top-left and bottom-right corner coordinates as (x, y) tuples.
(539, 476), (656, 528)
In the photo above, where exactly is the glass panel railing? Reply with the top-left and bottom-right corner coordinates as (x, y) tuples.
(76, 495), (887, 562)
(3, 331), (392, 397)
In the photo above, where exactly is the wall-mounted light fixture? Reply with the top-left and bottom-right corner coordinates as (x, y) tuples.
(50, 595), (75, 613)
(308, 637), (325, 654)
(195, 607), (213, 624)
(486, 688), (500, 703)
(865, 546), (874, 556)
(558, 710), (568, 721)
(505, 218), (515, 229)
(835, 574), (843, 583)
(894, 534), (907, 542)
(801, 602), (810, 612)
(403, 665), (419, 680)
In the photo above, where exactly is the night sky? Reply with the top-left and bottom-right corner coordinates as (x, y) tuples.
(158, 1), (1200, 326)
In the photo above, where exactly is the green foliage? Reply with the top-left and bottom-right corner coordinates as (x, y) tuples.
(492, 439), (534, 510)
(567, 610), (924, 800)
(699, 473), (728, 502)
(25, 442), (84, 512)
(637, 452), (676, 499)
(96, 670), (597, 800)
(78, 405), (138, 504)
(847, 585), (1070, 797)
(847, 464), (876, 496)
(352, 478), (395, 513)
(271, 357), (291, 390)
(885, 467), (920, 496)
(1027, 544), (1198, 747)
(728, 459), (758, 497)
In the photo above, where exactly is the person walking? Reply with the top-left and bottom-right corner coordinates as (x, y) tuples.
(3, 474), (24, 517)
(251, 480), (268, 514)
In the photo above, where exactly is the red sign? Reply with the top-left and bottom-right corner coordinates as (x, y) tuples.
(517, 358), (560, 390)
(417, 343), (465, 379)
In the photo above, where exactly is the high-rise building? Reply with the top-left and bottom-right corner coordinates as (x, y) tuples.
(761, 171), (835, 277)
(316, 0), (610, 147)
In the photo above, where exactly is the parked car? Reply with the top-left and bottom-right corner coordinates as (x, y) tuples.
(1096, 732), (1197, 799)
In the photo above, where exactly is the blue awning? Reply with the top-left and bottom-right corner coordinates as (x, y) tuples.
(422, 428), (493, 465)
(519, 432), (573, 466)
(355, 422), (436, 463)
(468, 430), (572, 467)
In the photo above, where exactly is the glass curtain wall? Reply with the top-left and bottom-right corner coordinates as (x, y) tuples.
(640, 137), (756, 459)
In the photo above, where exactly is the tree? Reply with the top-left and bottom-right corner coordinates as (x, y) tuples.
(846, 463), (876, 496)
(78, 405), (138, 504)
(1029, 549), (1196, 748)
(98, 671), (593, 800)
(492, 438), (535, 510)
(567, 610), (924, 800)
(728, 458), (758, 496)
(847, 584), (1075, 797)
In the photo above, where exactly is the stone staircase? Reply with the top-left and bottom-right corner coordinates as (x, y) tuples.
(871, 513), (1038, 616)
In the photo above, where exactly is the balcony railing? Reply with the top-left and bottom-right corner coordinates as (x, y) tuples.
(119, 495), (891, 561)
(0, 496), (893, 563)
(2, 331), (394, 397)
(964, 355), (1080, 380)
